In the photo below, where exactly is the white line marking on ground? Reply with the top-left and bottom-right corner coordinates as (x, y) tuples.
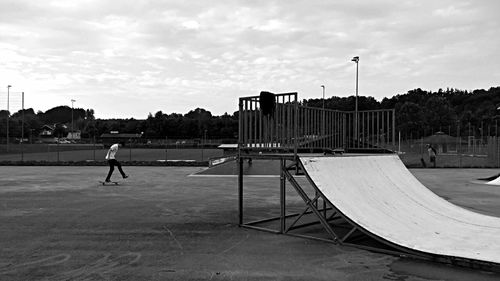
(188, 174), (281, 178)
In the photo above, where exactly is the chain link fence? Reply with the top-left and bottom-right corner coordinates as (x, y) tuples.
(397, 136), (500, 168)
(0, 137), (226, 163)
(1, 134), (498, 168)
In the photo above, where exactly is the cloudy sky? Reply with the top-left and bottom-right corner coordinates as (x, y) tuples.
(1, 0), (499, 119)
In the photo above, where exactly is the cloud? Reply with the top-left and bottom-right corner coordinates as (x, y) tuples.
(1, 0), (499, 118)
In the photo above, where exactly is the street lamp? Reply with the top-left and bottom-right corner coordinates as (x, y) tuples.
(321, 85), (325, 109)
(351, 56), (359, 143)
(6, 85), (11, 151)
(321, 85), (325, 139)
(71, 99), (76, 140)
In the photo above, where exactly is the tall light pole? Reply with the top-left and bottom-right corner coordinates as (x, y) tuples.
(321, 85), (325, 139)
(21, 92), (25, 161)
(6, 85), (11, 151)
(71, 99), (76, 140)
(321, 85), (325, 109)
(351, 56), (359, 143)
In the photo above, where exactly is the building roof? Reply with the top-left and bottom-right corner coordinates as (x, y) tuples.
(218, 144), (238, 149)
(41, 124), (55, 130)
(100, 133), (142, 138)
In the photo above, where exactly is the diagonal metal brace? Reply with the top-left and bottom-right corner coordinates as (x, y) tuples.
(283, 168), (339, 242)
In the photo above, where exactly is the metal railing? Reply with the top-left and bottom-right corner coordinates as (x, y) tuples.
(345, 109), (396, 151)
(238, 92), (396, 154)
(238, 92), (299, 153)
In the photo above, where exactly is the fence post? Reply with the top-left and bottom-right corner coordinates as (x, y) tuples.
(21, 92), (24, 162)
(201, 136), (204, 162)
(129, 139), (132, 161)
(392, 109), (396, 150)
(497, 136), (500, 168)
(398, 131), (401, 154)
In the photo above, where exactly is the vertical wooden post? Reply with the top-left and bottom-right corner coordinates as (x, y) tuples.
(238, 156), (244, 225)
(392, 109), (396, 149)
(280, 158), (286, 233)
(129, 139), (132, 161)
(238, 98), (244, 225)
(165, 136), (168, 161)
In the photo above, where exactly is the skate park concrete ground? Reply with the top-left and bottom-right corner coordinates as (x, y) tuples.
(1, 161), (500, 280)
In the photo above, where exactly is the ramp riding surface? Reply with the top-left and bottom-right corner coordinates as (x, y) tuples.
(487, 175), (500, 185)
(300, 155), (500, 266)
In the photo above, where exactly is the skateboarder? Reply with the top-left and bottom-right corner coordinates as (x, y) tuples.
(104, 143), (128, 182)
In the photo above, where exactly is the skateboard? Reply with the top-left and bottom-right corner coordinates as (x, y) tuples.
(99, 181), (119, 186)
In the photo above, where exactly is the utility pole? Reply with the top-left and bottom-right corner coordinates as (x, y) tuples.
(321, 85), (325, 110)
(351, 56), (359, 144)
(21, 92), (24, 161)
(6, 85), (11, 151)
(321, 85), (325, 146)
(71, 99), (76, 140)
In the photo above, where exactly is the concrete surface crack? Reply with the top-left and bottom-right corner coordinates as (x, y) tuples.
(163, 225), (184, 251)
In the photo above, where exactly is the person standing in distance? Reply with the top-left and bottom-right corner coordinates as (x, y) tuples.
(427, 144), (437, 168)
(105, 142), (129, 182)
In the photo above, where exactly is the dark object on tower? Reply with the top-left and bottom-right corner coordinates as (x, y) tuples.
(259, 91), (276, 117)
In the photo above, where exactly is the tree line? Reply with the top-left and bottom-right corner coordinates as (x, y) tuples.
(0, 106), (239, 142)
(1, 86), (499, 142)
(303, 86), (500, 139)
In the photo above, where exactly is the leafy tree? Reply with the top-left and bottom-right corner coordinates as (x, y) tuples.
(396, 102), (423, 138)
(184, 108), (213, 137)
(2, 86), (499, 142)
(11, 108), (36, 118)
(85, 109), (95, 120)
(53, 123), (67, 138)
(423, 96), (455, 133)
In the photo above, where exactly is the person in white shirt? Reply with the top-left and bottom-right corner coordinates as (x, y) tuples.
(105, 143), (128, 182)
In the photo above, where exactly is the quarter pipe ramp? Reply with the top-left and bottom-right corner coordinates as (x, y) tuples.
(300, 155), (500, 266)
(487, 175), (500, 185)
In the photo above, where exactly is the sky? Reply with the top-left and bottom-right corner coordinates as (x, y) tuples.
(1, 0), (499, 119)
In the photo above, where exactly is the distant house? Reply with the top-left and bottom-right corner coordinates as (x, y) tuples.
(100, 132), (143, 147)
(422, 131), (465, 153)
(67, 130), (81, 140)
(40, 125), (55, 136)
(218, 143), (238, 155)
(39, 125), (58, 143)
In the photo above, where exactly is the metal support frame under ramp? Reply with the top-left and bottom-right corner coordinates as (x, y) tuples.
(238, 154), (425, 254)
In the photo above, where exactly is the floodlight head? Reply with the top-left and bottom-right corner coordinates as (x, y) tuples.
(351, 56), (359, 63)
(321, 85), (325, 88)
(7, 85), (11, 88)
